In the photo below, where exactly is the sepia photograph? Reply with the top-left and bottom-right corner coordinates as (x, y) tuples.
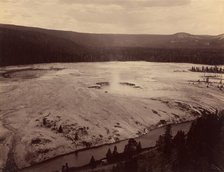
(0, 0), (224, 172)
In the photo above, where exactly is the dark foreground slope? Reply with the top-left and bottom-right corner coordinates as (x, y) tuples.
(71, 111), (224, 172)
(0, 24), (224, 66)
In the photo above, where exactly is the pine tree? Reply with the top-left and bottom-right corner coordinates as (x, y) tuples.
(58, 125), (63, 133)
(163, 124), (172, 156)
(202, 66), (205, 72)
(113, 146), (118, 155)
(137, 141), (142, 152)
(156, 135), (164, 151)
(173, 131), (187, 172)
(43, 118), (47, 126)
(106, 148), (112, 162)
(90, 156), (96, 169)
(173, 130), (185, 148)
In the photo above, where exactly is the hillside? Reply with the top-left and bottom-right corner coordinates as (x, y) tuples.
(0, 24), (224, 66)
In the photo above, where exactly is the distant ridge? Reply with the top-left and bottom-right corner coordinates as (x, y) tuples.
(0, 24), (224, 66)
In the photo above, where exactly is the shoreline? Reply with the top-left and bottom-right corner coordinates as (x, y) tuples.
(19, 119), (193, 171)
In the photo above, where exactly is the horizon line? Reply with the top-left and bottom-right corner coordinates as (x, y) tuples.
(0, 23), (223, 37)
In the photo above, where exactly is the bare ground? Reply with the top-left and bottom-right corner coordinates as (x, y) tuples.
(0, 62), (223, 170)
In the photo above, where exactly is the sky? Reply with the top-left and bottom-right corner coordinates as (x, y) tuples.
(0, 0), (224, 35)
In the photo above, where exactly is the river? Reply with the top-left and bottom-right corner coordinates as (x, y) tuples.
(20, 122), (191, 172)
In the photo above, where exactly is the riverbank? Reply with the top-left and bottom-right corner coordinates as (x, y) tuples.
(70, 111), (224, 172)
(19, 121), (193, 172)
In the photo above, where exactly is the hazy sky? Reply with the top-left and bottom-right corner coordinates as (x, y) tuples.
(0, 0), (223, 35)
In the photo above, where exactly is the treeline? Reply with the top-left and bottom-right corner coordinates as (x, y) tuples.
(88, 47), (224, 65)
(0, 25), (224, 66)
(157, 112), (224, 172)
(191, 66), (224, 73)
(64, 138), (144, 172)
(88, 139), (143, 170)
(109, 111), (224, 172)
(62, 110), (224, 172)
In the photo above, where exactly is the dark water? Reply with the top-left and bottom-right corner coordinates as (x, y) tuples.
(20, 122), (191, 172)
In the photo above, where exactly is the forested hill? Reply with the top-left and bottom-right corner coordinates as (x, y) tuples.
(0, 24), (224, 66)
